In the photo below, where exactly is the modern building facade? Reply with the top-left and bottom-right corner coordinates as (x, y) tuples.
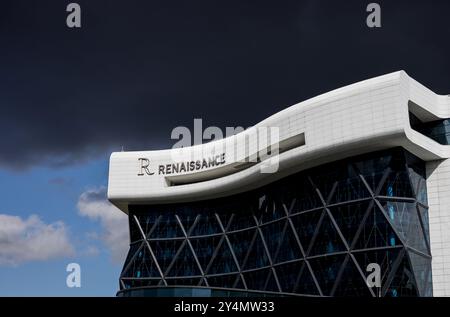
(108, 71), (450, 297)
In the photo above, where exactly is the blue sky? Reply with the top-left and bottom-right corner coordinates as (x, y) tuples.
(0, 153), (126, 296)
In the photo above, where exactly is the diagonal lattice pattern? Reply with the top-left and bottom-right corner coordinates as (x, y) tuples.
(119, 148), (432, 297)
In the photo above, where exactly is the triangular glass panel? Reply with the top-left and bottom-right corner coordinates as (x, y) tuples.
(290, 210), (323, 255)
(309, 169), (338, 204)
(134, 213), (159, 239)
(190, 214), (222, 236)
(329, 165), (371, 204)
(353, 203), (402, 250)
(176, 211), (198, 234)
(265, 270), (280, 292)
(275, 260), (303, 293)
(416, 178), (428, 205)
(309, 210), (346, 256)
(378, 155), (414, 197)
(166, 244), (201, 277)
(234, 276), (246, 290)
(332, 256), (372, 297)
(418, 205), (430, 250)
(190, 236), (223, 272)
(260, 220), (287, 260)
(149, 239), (184, 274)
(407, 251), (432, 297)
(243, 268), (271, 292)
(206, 240), (238, 275)
(242, 233), (270, 270)
(294, 262), (320, 295)
(278, 185), (299, 214)
(121, 242), (144, 277)
(226, 209), (257, 232)
(274, 224), (303, 263)
(216, 208), (234, 230)
(308, 254), (345, 296)
(353, 153), (391, 192)
(379, 200), (428, 253)
(199, 278), (207, 286)
(285, 198), (299, 215)
(405, 152), (427, 203)
(385, 253), (418, 297)
(407, 166), (421, 198)
(129, 218), (142, 243)
(329, 200), (371, 247)
(296, 177), (323, 212)
(228, 229), (259, 268)
(149, 214), (184, 238)
(122, 243), (161, 278)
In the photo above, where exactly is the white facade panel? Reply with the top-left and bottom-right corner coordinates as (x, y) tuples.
(427, 159), (450, 296)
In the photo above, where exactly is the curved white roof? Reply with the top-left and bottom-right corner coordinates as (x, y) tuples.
(108, 71), (450, 212)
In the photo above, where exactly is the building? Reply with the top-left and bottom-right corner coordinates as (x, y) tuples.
(107, 71), (450, 297)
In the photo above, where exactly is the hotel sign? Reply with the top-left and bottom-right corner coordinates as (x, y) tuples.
(137, 153), (226, 176)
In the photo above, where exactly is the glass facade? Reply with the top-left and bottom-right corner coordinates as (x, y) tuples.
(117, 147), (432, 297)
(410, 111), (450, 145)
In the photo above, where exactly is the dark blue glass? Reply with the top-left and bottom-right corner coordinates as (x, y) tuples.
(119, 148), (432, 297)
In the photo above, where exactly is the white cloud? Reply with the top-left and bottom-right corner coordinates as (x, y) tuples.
(77, 186), (129, 263)
(0, 214), (75, 266)
(81, 245), (100, 257)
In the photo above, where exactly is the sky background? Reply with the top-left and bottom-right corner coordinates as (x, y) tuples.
(1, 0), (450, 296)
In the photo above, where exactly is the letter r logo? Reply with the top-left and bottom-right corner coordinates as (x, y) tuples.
(138, 158), (154, 176)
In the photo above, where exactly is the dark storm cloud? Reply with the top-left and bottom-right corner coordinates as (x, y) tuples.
(0, 0), (449, 169)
